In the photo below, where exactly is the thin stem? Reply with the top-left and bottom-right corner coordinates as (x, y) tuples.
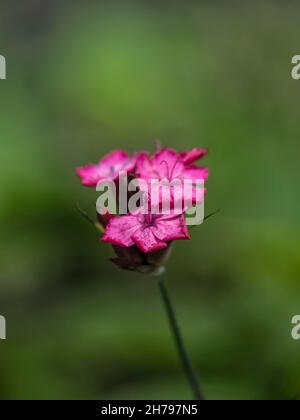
(158, 276), (204, 401)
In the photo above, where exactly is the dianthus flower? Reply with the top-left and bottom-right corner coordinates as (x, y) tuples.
(76, 146), (208, 273)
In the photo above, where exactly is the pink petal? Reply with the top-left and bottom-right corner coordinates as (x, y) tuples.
(101, 150), (137, 179)
(182, 166), (209, 183)
(102, 215), (141, 247)
(101, 150), (135, 173)
(132, 227), (168, 253)
(180, 148), (208, 165)
(152, 214), (190, 242)
(135, 152), (153, 179)
(76, 150), (136, 187)
(152, 148), (180, 179)
(76, 164), (109, 187)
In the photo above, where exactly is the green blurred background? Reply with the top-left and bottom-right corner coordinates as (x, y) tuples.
(0, 0), (300, 400)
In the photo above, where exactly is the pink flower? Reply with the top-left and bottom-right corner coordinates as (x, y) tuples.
(136, 147), (208, 206)
(76, 144), (210, 273)
(102, 211), (190, 254)
(76, 150), (136, 187)
(137, 147), (208, 182)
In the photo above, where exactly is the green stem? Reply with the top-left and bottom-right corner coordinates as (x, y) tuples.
(158, 276), (204, 401)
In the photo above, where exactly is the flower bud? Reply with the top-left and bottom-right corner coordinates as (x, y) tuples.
(111, 244), (172, 275)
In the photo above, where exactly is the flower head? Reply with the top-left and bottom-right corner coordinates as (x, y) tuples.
(76, 144), (209, 273)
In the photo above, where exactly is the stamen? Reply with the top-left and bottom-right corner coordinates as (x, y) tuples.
(160, 160), (170, 179)
(170, 159), (181, 179)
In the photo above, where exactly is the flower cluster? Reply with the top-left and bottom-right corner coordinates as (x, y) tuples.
(77, 146), (209, 273)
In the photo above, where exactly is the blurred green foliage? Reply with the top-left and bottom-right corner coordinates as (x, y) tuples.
(0, 0), (300, 400)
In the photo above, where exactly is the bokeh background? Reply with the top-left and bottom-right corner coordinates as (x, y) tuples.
(0, 0), (300, 400)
